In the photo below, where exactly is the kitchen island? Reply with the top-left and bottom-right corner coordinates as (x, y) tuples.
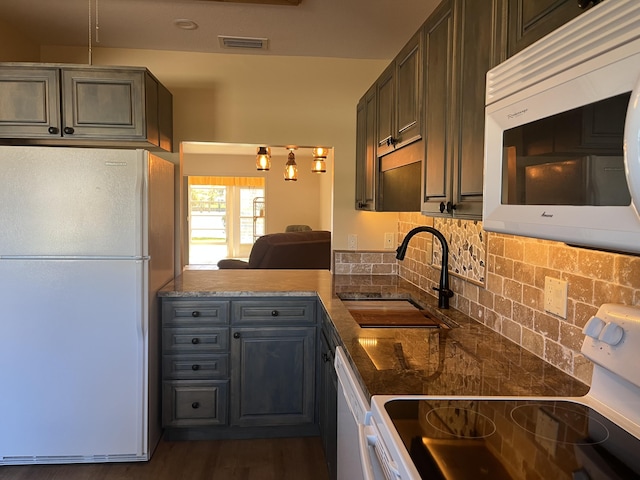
(158, 269), (588, 399)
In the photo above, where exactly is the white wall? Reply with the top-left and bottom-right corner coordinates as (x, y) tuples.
(35, 45), (401, 253)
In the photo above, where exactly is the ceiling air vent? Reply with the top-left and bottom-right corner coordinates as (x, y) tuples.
(218, 36), (269, 50)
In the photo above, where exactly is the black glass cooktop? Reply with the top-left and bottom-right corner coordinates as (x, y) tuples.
(384, 399), (640, 480)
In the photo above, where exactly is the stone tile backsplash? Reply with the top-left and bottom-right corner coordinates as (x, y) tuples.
(397, 213), (640, 385)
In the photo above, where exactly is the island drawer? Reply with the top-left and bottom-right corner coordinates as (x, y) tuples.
(162, 327), (229, 353)
(162, 353), (229, 380)
(232, 299), (316, 325)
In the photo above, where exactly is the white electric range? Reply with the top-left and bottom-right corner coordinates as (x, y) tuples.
(368, 303), (640, 479)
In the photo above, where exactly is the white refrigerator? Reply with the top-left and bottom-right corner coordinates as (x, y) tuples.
(0, 146), (174, 465)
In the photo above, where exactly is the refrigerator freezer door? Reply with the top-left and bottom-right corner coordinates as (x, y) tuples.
(0, 146), (147, 257)
(0, 259), (148, 463)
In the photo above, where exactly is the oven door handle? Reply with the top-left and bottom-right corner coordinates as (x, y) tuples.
(360, 422), (401, 480)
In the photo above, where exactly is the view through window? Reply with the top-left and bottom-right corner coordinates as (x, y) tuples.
(188, 176), (265, 265)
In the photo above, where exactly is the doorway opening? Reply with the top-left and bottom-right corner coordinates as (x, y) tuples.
(188, 176), (265, 266)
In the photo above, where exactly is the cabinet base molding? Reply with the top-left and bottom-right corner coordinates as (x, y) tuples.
(163, 424), (320, 441)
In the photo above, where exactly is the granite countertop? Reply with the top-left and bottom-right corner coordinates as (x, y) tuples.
(159, 270), (589, 398)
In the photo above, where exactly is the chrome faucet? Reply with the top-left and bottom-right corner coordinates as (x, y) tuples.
(395, 226), (454, 309)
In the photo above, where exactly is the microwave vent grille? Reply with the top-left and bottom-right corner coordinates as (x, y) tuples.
(486, 0), (640, 105)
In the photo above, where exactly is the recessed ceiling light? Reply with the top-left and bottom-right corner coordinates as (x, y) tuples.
(173, 19), (199, 30)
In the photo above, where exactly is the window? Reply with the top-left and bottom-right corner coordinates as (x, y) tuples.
(188, 176), (265, 265)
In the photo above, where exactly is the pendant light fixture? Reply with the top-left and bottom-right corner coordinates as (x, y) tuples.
(311, 147), (328, 173)
(284, 148), (298, 181)
(256, 146), (271, 171)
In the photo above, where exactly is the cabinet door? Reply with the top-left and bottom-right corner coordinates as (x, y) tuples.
(230, 327), (316, 427)
(355, 85), (377, 210)
(421, 0), (455, 215)
(0, 67), (61, 138)
(376, 64), (395, 157)
(395, 31), (423, 150)
(61, 68), (146, 139)
(450, 0), (506, 218)
(507, 0), (588, 57)
(319, 327), (338, 480)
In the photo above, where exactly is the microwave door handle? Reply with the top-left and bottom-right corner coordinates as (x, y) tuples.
(625, 74), (640, 217)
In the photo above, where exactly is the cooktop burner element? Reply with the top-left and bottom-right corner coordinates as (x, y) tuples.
(510, 403), (609, 447)
(424, 405), (496, 439)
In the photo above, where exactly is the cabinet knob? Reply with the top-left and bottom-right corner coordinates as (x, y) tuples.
(322, 353), (330, 363)
(191, 402), (200, 409)
(439, 202), (446, 213)
(191, 311), (200, 317)
(386, 137), (398, 148)
(191, 337), (200, 344)
(48, 126), (59, 135)
(577, 0), (600, 8)
(191, 364), (200, 371)
(271, 310), (279, 316)
(233, 332), (240, 339)
(63, 126), (75, 135)
(446, 201), (457, 214)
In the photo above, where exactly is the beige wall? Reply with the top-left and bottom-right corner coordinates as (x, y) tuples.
(397, 214), (640, 384)
(37, 45), (400, 252)
(0, 19), (39, 61)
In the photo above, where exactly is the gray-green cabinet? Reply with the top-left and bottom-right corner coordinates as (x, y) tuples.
(230, 326), (316, 427)
(161, 300), (230, 428)
(162, 297), (318, 434)
(421, 0), (506, 219)
(0, 63), (173, 152)
(318, 306), (338, 480)
(230, 298), (316, 427)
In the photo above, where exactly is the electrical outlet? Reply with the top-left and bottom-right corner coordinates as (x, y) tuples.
(347, 234), (358, 250)
(544, 276), (568, 318)
(384, 233), (395, 249)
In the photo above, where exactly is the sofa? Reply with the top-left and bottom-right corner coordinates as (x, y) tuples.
(216, 230), (331, 270)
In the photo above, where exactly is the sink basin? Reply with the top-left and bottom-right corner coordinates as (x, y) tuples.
(341, 298), (447, 328)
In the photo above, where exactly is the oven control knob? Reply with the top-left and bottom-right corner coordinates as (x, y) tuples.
(599, 322), (624, 346)
(583, 316), (605, 338)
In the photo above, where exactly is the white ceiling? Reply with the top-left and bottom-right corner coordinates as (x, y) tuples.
(0, 0), (441, 60)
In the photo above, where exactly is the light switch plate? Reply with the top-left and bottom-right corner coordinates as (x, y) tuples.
(347, 234), (358, 250)
(544, 276), (568, 318)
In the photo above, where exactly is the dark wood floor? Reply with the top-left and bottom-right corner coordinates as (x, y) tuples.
(0, 436), (330, 480)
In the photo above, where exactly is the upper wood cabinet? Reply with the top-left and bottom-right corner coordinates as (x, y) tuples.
(506, 0), (594, 57)
(421, 0), (506, 219)
(376, 31), (423, 157)
(0, 63), (173, 152)
(355, 85), (378, 211)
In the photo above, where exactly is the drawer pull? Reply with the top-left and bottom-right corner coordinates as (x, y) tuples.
(191, 311), (200, 317)
(233, 332), (240, 339)
(191, 364), (200, 371)
(192, 402), (200, 409)
(63, 126), (75, 135)
(271, 310), (279, 316)
(48, 126), (59, 135)
(191, 337), (200, 344)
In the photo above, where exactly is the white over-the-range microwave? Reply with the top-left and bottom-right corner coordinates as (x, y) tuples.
(483, 0), (640, 255)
